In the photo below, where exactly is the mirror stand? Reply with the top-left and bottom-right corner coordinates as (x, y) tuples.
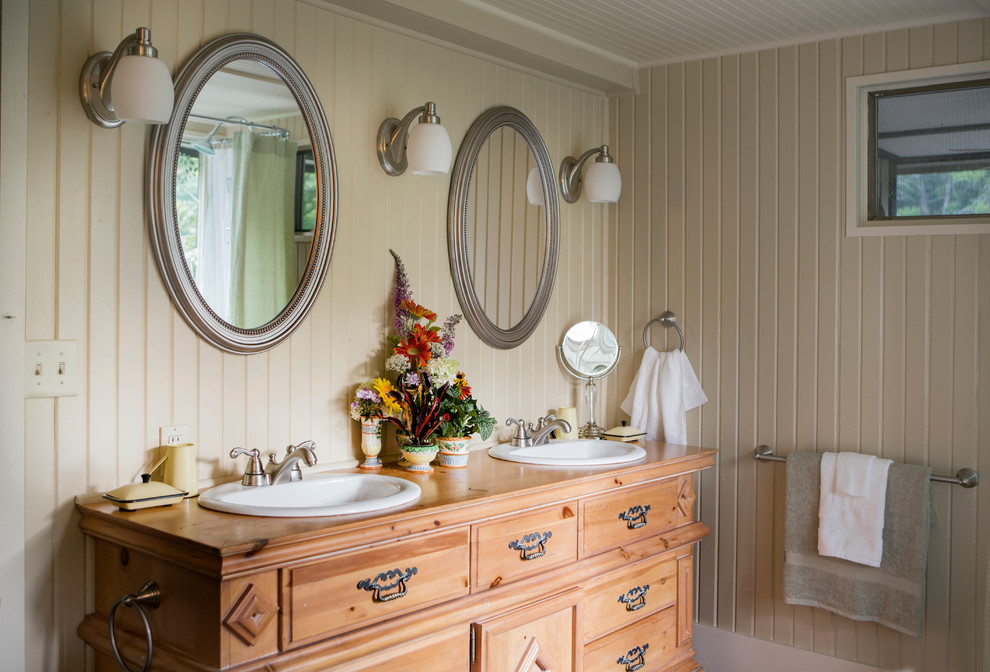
(556, 345), (621, 439)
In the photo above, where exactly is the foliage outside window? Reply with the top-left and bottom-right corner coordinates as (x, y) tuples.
(295, 148), (317, 232)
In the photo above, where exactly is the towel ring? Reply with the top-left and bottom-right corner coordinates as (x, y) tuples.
(642, 311), (684, 351)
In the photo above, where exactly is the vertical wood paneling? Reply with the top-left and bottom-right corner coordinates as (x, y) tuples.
(16, 2), (608, 668)
(617, 17), (989, 672)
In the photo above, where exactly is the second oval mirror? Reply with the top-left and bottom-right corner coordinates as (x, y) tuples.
(448, 106), (559, 349)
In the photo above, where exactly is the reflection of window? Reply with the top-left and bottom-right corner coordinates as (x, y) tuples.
(846, 61), (990, 236)
(870, 80), (990, 219)
(295, 148), (316, 232)
(176, 147), (202, 276)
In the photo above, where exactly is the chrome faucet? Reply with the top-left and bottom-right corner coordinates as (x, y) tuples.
(266, 440), (318, 485)
(506, 415), (571, 448)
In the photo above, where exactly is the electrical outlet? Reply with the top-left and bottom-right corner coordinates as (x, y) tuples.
(159, 424), (188, 447)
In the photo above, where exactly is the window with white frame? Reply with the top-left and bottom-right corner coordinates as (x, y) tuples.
(846, 61), (990, 236)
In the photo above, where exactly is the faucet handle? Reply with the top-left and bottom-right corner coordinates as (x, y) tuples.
(230, 447), (271, 487)
(506, 418), (532, 447)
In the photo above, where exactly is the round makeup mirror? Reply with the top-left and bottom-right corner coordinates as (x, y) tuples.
(557, 321), (621, 439)
(148, 34), (337, 353)
(448, 106), (559, 349)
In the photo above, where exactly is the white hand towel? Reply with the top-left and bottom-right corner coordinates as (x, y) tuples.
(818, 451), (893, 567)
(620, 347), (707, 444)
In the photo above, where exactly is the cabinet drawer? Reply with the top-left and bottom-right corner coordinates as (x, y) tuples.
(473, 502), (578, 589)
(585, 607), (677, 672)
(285, 528), (470, 646)
(583, 553), (678, 641)
(581, 476), (694, 556)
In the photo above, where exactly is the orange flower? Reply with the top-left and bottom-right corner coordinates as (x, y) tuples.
(401, 300), (438, 322)
(411, 323), (442, 345)
(454, 371), (471, 400)
(394, 333), (432, 367)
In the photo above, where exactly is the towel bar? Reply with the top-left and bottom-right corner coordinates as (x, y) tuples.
(753, 445), (979, 488)
(642, 310), (684, 351)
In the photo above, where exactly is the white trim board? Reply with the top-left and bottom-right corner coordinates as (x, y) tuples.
(694, 625), (889, 672)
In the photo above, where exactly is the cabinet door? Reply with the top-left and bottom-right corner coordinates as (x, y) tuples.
(472, 590), (582, 672)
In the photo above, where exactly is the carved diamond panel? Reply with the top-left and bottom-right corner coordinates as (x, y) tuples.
(223, 582), (278, 646)
(676, 477), (695, 520)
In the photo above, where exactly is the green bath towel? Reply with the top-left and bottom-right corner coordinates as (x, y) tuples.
(783, 451), (933, 637)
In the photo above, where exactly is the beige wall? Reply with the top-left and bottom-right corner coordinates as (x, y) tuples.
(611, 18), (990, 672)
(1, 0), (611, 668)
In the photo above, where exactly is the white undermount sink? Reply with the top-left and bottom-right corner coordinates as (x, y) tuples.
(488, 439), (646, 466)
(198, 473), (421, 517)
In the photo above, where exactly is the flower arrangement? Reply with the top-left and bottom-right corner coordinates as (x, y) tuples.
(352, 250), (496, 460)
(375, 250), (466, 446)
(349, 379), (389, 421)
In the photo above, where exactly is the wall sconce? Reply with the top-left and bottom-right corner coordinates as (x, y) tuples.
(79, 27), (174, 128)
(377, 102), (452, 176)
(559, 145), (622, 203)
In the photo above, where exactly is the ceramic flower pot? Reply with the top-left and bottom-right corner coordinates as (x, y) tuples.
(359, 417), (383, 470)
(399, 444), (438, 474)
(435, 436), (471, 469)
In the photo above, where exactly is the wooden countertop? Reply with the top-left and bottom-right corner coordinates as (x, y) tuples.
(76, 441), (716, 577)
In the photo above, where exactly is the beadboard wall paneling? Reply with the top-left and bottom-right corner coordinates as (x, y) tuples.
(12, 1), (609, 668)
(612, 18), (989, 672)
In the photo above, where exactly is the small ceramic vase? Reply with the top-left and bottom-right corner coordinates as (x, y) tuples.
(435, 436), (471, 469)
(359, 417), (383, 470)
(399, 444), (439, 473)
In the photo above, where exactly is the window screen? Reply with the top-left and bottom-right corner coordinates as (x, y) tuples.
(869, 79), (990, 220)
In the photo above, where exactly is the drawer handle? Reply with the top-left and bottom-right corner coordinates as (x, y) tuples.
(508, 531), (552, 560)
(356, 567), (418, 603)
(617, 584), (650, 612)
(617, 643), (649, 671)
(618, 504), (651, 529)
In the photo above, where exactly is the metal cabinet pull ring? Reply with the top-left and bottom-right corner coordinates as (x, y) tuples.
(108, 581), (160, 672)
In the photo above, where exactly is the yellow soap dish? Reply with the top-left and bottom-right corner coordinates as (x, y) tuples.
(603, 421), (647, 443)
(103, 474), (187, 511)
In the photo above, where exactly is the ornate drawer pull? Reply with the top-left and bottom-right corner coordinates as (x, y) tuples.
(617, 643), (649, 671)
(618, 504), (651, 529)
(356, 567), (418, 602)
(617, 584), (650, 612)
(508, 531), (552, 560)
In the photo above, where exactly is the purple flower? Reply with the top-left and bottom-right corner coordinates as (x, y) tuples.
(390, 249), (413, 337)
(405, 372), (421, 387)
(356, 387), (381, 402)
(441, 313), (462, 356)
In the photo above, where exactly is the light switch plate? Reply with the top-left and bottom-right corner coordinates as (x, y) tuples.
(25, 340), (79, 398)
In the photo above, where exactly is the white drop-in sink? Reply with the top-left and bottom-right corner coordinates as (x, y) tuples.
(488, 439), (646, 466)
(198, 473), (421, 517)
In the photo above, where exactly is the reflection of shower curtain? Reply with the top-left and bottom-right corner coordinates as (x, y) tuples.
(228, 131), (298, 329)
(196, 148), (233, 319)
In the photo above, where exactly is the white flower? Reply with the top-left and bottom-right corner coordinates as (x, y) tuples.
(430, 342), (444, 357)
(425, 357), (459, 388)
(385, 354), (411, 374)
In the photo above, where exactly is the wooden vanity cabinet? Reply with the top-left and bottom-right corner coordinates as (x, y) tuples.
(77, 441), (715, 671)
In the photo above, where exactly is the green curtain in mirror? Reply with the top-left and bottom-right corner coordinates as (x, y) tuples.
(228, 131), (298, 329)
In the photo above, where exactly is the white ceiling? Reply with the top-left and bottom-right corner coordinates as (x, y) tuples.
(324, 0), (990, 92)
(476, 0), (990, 66)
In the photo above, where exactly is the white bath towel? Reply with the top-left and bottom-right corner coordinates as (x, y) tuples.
(818, 451), (893, 567)
(619, 347), (707, 444)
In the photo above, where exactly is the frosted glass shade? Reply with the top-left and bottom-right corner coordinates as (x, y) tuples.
(584, 161), (622, 203)
(111, 54), (174, 123)
(407, 122), (452, 175)
(526, 167), (545, 206)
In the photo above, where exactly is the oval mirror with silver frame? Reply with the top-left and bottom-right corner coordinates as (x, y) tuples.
(556, 321), (621, 439)
(149, 33), (337, 354)
(448, 106), (559, 349)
